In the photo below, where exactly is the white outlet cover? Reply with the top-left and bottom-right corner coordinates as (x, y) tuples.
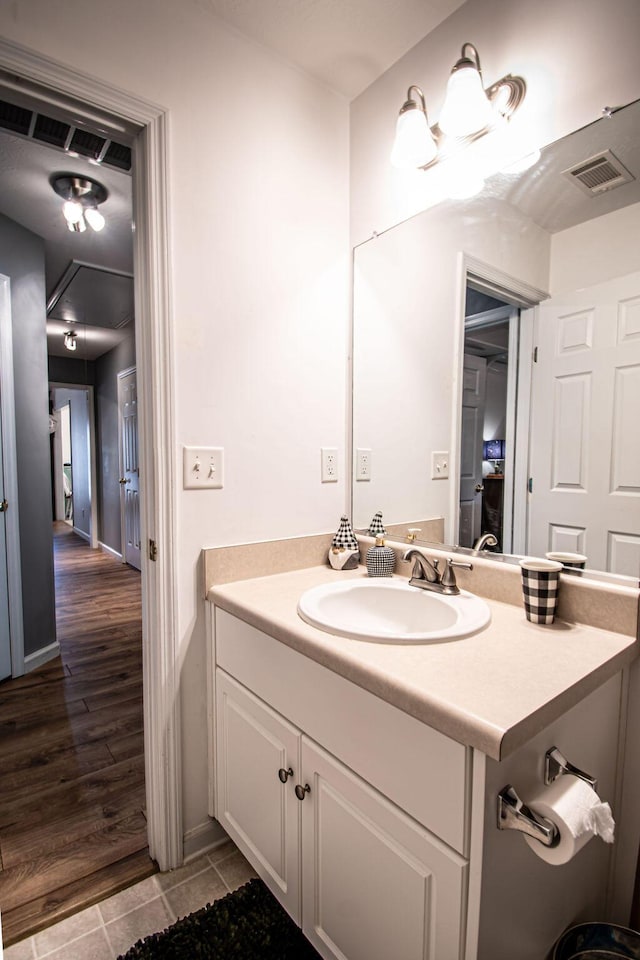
(356, 448), (372, 481)
(431, 451), (449, 480)
(183, 446), (224, 489)
(321, 447), (338, 483)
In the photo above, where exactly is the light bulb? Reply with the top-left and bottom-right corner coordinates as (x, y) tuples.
(85, 207), (105, 232)
(439, 64), (493, 138)
(68, 216), (86, 233)
(62, 199), (83, 224)
(391, 104), (438, 169)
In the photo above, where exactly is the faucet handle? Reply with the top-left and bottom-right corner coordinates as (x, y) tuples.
(441, 558), (473, 594)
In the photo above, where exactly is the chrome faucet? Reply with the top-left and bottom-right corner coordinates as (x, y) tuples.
(472, 532), (498, 552)
(402, 549), (473, 596)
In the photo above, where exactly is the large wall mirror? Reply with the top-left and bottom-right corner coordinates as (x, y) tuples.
(352, 98), (640, 582)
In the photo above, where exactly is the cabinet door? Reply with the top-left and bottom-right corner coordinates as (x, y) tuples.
(216, 670), (301, 921)
(301, 737), (467, 960)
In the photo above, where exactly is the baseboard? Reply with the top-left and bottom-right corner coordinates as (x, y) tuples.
(23, 640), (60, 673)
(99, 540), (123, 561)
(73, 526), (91, 543)
(182, 818), (228, 864)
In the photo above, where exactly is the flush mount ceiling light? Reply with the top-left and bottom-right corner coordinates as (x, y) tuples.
(51, 174), (108, 233)
(391, 42), (527, 174)
(63, 330), (78, 351)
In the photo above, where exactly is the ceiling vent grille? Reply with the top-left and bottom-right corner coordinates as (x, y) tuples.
(0, 98), (131, 172)
(563, 149), (634, 197)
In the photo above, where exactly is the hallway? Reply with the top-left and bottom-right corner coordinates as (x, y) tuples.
(0, 524), (155, 945)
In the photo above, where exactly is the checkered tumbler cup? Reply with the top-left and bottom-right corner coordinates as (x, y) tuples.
(519, 558), (563, 624)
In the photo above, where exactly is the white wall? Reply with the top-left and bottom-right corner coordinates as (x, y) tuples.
(550, 202), (640, 294)
(1, 0), (350, 844)
(350, 0), (640, 244)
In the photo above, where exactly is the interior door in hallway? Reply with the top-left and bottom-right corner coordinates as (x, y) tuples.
(118, 368), (141, 570)
(0, 397), (11, 681)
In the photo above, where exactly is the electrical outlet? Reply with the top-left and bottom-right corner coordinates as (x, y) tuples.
(356, 448), (372, 481)
(431, 451), (449, 480)
(321, 448), (338, 483)
(183, 446), (224, 489)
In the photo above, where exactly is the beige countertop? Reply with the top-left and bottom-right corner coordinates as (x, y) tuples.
(208, 565), (638, 761)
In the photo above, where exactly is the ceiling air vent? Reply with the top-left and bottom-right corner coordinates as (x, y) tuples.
(562, 149), (635, 197)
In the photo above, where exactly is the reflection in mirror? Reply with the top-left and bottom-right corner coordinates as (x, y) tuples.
(352, 99), (640, 582)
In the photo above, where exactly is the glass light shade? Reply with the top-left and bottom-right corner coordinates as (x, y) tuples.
(391, 106), (438, 169)
(64, 331), (78, 351)
(62, 199), (83, 224)
(438, 65), (493, 138)
(85, 207), (105, 231)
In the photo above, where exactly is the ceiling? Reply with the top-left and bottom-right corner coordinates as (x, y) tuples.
(201, 0), (466, 100)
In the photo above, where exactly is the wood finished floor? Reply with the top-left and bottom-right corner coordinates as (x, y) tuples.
(0, 523), (156, 946)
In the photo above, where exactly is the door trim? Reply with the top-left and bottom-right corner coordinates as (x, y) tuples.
(0, 274), (25, 678)
(0, 38), (182, 870)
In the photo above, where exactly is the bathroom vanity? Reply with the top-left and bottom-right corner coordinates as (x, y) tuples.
(206, 560), (639, 960)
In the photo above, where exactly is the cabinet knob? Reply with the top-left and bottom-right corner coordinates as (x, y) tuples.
(295, 783), (310, 801)
(278, 767), (293, 783)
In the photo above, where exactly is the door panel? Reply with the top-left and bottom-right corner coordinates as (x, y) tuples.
(528, 273), (640, 575)
(0, 399), (11, 681)
(302, 738), (466, 960)
(118, 369), (141, 570)
(459, 354), (487, 547)
(216, 670), (301, 922)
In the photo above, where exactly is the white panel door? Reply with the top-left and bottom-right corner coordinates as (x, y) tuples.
(459, 354), (487, 547)
(528, 273), (640, 575)
(301, 737), (466, 960)
(118, 369), (141, 570)
(215, 670), (301, 922)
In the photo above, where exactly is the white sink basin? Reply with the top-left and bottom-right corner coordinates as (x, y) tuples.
(297, 578), (491, 643)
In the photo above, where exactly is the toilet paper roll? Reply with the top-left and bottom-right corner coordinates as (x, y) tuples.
(524, 774), (615, 865)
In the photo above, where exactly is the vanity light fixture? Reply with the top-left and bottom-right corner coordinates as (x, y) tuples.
(391, 42), (527, 173)
(63, 330), (78, 351)
(51, 174), (108, 233)
(390, 86), (438, 169)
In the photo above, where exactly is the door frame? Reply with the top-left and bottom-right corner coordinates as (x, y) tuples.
(0, 38), (181, 870)
(0, 274), (25, 678)
(451, 254), (549, 547)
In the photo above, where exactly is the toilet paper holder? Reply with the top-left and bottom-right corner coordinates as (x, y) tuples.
(497, 746), (597, 846)
(497, 784), (559, 846)
(544, 746), (597, 791)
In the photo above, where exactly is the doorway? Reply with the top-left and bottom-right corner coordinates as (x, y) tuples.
(459, 285), (518, 552)
(0, 34), (181, 896)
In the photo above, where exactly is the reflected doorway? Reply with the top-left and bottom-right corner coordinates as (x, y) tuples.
(460, 284), (519, 552)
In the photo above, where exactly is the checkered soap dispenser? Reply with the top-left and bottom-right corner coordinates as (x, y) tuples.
(365, 536), (396, 577)
(328, 515), (360, 570)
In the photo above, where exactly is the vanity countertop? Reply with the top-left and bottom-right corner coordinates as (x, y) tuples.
(207, 565), (638, 760)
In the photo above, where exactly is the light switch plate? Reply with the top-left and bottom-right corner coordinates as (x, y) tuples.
(431, 451), (449, 480)
(183, 446), (224, 489)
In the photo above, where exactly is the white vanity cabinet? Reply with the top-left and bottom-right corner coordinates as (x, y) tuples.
(212, 609), (468, 960)
(209, 603), (633, 960)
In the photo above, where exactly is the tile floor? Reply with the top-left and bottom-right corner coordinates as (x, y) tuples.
(4, 841), (256, 960)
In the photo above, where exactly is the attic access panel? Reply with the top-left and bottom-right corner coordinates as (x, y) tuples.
(47, 262), (134, 330)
